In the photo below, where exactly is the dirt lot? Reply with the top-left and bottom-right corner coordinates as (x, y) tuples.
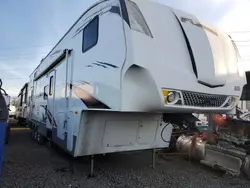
(1, 120), (250, 188)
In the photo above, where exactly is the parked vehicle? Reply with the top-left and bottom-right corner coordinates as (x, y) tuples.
(26, 0), (245, 159)
(16, 83), (29, 125)
(9, 105), (16, 119)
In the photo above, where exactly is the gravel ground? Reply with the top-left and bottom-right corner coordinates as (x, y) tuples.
(1, 121), (250, 188)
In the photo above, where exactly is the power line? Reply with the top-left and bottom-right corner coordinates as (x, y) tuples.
(0, 44), (54, 52)
(0, 78), (28, 80)
(238, 45), (250, 47)
(0, 77), (28, 79)
(235, 40), (250, 43)
(0, 51), (48, 57)
(0, 54), (47, 61)
(230, 31), (250, 33)
(0, 68), (34, 71)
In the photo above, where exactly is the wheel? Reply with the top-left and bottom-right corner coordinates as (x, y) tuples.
(37, 133), (45, 145)
(34, 131), (38, 141)
(31, 129), (35, 139)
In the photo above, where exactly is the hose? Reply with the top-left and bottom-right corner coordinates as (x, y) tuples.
(161, 123), (171, 143)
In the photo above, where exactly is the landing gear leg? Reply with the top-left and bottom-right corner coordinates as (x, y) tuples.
(152, 149), (156, 169)
(89, 155), (94, 177)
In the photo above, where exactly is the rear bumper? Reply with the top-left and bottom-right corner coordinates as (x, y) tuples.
(159, 105), (235, 114)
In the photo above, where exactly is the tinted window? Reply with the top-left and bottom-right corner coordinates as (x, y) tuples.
(82, 16), (99, 53)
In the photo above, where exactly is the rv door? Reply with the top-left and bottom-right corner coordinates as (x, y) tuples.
(47, 71), (56, 129)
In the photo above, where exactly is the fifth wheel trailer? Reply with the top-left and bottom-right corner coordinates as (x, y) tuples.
(27, 0), (246, 159)
(16, 83), (29, 124)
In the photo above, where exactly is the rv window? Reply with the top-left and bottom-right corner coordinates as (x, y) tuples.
(82, 16), (99, 53)
(125, 0), (153, 38)
(49, 76), (54, 95)
(24, 86), (28, 103)
(20, 93), (23, 106)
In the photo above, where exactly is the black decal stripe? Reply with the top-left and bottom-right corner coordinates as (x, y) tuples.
(119, 0), (130, 27)
(96, 61), (119, 68)
(40, 105), (57, 128)
(47, 110), (57, 128)
(198, 80), (223, 88)
(174, 15), (198, 78)
(86, 65), (93, 68)
(92, 62), (107, 68)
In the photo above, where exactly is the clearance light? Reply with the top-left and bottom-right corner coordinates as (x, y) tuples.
(227, 96), (234, 106)
(167, 92), (176, 103)
(224, 96), (238, 107)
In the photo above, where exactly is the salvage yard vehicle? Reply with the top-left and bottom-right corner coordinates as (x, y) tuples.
(9, 105), (16, 119)
(24, 0), (246, 174)
(16, 83), (29, 125)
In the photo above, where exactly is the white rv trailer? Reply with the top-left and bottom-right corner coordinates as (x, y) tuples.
(16, 83), (29, 124)
(28, 0), (245, 161)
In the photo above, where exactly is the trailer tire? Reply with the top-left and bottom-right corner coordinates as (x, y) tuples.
(37, 133), (45, 145)
(34, 129), (38, 141)
(31, 129), (35, 140)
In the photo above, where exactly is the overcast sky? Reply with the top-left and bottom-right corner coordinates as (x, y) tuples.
(0, 0), (250, 96)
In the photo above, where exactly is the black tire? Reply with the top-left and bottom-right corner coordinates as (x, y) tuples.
(31, 128), (35, 139)
(32, 126), (38, 141)
(34, 131), (38, 141)
(37, 132), (45, 145)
